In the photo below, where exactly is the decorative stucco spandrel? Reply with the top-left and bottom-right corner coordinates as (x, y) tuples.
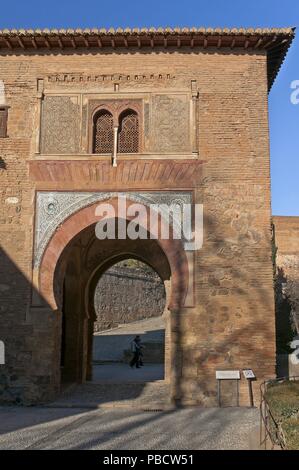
(34, 191), (192, 268)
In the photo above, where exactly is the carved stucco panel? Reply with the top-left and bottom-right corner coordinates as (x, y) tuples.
(151, 94), (191, 153)
(40, 95), (80, 154)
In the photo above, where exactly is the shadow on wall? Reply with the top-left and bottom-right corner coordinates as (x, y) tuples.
(170, 210), (277, 407)
(0, 206), (277, 408)
(0, 157), (6, 170)
(0, 247), (156, 406)
(0, 247), (35, 405)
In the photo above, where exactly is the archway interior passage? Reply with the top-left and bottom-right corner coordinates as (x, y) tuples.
(56, 219), (172, 387)
(92, 258), (167, 383)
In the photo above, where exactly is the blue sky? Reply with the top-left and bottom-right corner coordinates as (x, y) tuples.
(0, 0), (298, 215)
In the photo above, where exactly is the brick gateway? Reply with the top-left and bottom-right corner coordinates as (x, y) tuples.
(0, 27), (295, 405)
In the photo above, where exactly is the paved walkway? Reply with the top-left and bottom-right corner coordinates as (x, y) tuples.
(91, 363), (164, 383)
(48, 381), (170, 409)
(93, 316), (165, 362)
(0, 406), (259, 450)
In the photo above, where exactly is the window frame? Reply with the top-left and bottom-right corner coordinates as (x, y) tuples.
(92, 108), (114, 155)
(89, 100), (143, 155)
(118, 108), (140, 154)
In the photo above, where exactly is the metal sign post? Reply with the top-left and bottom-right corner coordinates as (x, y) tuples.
(242, 369), (256, 407)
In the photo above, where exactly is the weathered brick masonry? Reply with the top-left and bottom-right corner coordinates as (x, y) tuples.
(0, 27), (295, 405)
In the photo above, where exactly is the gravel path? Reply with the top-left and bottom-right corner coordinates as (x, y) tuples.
(0, 405), (259, 450)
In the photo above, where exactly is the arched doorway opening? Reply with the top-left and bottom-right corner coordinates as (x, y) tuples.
(38, 198), (189, 400)
(91, 258), (169, 383)
(57, 225), (172, 386)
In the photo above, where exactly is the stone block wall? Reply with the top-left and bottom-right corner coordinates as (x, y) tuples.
(94, 262), (166, 332)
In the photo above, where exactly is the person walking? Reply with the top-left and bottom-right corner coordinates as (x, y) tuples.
(129, 335), (141, 369)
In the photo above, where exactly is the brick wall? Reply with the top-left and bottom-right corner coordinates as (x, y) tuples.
(0, 47), (276, 405)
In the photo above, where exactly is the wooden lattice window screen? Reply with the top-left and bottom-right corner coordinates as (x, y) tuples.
(118, 110), (139, 153)
(93, 110), (113, 153)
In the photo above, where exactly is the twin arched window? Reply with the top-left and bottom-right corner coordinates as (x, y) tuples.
(93, 108), (139, 154)
(93, 110), (114, 154)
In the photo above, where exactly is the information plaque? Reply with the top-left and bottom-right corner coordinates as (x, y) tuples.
(242, 369), (255, 379)
(216, 370), (240, 380)
(215, 370), (240, 407)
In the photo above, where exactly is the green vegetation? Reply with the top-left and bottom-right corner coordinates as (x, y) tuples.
(265, 380), (299, 450)
(272, 222), (295, 354)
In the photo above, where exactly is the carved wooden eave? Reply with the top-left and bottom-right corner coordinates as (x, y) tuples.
(0, 27), (295, 90)
(29, 158), (204, 189)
